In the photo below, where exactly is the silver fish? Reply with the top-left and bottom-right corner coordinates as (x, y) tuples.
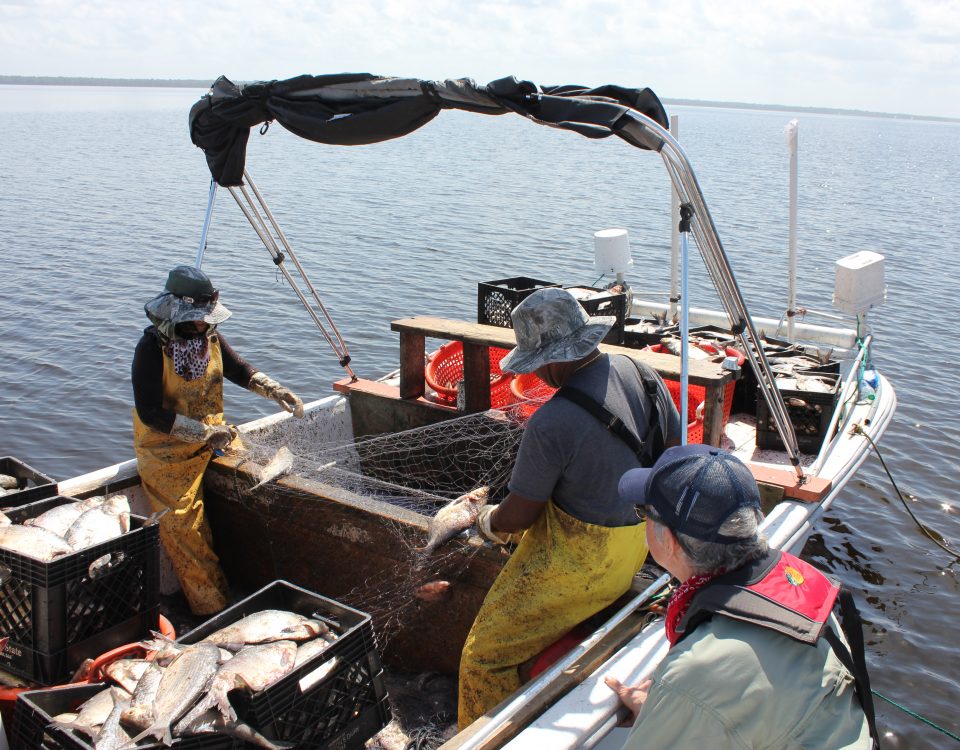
(174, 709), (294, 750)
(0, 474), (18, 490)
(25, 501), (85, 537)
(119, 662), (164, 731)
(0, 524), (73, 560)
(91, 689), (131, 750)
(65, 495), (131, 551)
(128, 641), (221, 746)
(201, 610), (330, 647)
(294, 635), (336, 669)
(52, 686), (116, 734)
(248, 446), (294, 491)
(419, 487), (489, 554)
(103, 658), (152, 695)
(179, 640), (298, 724)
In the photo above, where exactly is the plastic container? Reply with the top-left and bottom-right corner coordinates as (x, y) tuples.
(0, 457), (57, 507)
(0, 496), (160, 686)
(178, 581), (389, 750)
(509, 372), (558, 420)
(756, 376), (841, 454)
(0, 616), (175, 739)
(425, 341), (515, 407)
(478, 277), (559, 328)
(563, 286), (627, 344)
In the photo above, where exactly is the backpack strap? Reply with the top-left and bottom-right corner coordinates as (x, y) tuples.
(822, 589), (881, 748)
(554, 355), (664, 467)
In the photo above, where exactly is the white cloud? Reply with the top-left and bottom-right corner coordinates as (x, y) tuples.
(0, 0), (957, 117)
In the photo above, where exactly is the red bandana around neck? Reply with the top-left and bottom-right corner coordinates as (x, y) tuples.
(664, 573), (716, 646)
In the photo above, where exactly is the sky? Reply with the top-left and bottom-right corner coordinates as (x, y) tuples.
(1, 0), (958, 119)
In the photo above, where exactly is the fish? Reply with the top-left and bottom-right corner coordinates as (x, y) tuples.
(52, 686), (117, 735)
(201, 610), (331, 648)
(294, 636), (336, 669)
(65, 495), (131, 551)
(174, 709), (294, 750)
(90, 689), (132, 750)
(119, 662), (164, 731)
(103, 658), (152, 694)
(25, 500), (85, 536)
(0, 474), (18, 490)
(0, 524), (74, 560)
(661, 337), (710, 359)
(178, 640), (298, 723)
(414, 580), (452, 602)
(128, 641), (221, 746)
(419, 486), (489, 554)
(247, 446), (294, 491)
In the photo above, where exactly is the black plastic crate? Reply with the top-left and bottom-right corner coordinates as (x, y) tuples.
(0, 456), (57, 507)
(755, 378), (841, 454)
(478, 277), (559, 328)
(178, 580), (390, 750)
(0, 496), (160, 686)
(564, 286), (627, 344)
(12, 683), (242, 750)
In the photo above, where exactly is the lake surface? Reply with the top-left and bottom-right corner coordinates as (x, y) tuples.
(1, 84), (958, 747)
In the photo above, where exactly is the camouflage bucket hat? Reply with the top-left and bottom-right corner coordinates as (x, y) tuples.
(144, 265), (231, 328)
(500, 287), (615, 374)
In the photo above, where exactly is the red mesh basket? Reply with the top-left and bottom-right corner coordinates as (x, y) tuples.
(425, 341), (515, 407)
(648, 344), (737, 437)
(509, 372), (558, 420)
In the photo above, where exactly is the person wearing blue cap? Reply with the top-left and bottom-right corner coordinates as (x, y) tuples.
(132, 265), (306, 615)
(608, 445), (876, 749)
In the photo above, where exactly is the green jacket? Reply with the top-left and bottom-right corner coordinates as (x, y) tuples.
(623, 614), (872, 749)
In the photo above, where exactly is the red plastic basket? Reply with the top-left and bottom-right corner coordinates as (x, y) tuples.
(426, 341), (515, 407)
(647, 344), (737, 437)
(509, 372), (558, 420)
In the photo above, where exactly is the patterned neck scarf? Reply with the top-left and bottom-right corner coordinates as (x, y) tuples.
(165, 336), (211, 381)
(664, 572), (717, 646)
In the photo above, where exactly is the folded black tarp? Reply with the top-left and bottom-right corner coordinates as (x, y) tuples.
(189, 74), (669, 186)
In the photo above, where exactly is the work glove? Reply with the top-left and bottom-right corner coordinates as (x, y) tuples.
(248, 372), (305, 418)
(170, 415), (238, 451)
(476, 504), (511, 545)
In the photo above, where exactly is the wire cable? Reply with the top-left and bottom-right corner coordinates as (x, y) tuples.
(853, 424), (959, 560)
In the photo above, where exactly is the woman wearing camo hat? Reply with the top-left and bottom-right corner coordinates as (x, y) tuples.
(131, 265), (305, 615)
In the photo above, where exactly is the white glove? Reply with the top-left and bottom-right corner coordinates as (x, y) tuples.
(170, 415), (237, 450)
(476, 504), (510, 545)
(248, 372), (305, 418)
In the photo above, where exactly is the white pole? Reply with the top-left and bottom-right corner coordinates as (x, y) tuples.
(679, 205), (692, 446)
(194, 179), (219, 268)
(785, 119), (798, 340)
(669, 115), (680, 321)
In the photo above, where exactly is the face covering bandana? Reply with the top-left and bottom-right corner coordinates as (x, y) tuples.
(165, 336), (211, 381)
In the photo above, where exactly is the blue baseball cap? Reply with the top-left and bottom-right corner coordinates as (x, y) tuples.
(618, 445), (761, 543)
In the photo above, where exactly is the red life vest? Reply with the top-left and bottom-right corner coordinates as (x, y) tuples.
(676, 549), (839, 645)
(675, 549), (879, 748)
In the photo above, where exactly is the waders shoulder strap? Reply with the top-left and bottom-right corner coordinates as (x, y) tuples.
(555, 355), (663, 467)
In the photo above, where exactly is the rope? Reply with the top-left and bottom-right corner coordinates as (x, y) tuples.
(872, 689), (960, 743)
(853, 424), (959, 561)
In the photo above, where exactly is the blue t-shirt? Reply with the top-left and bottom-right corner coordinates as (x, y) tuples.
(508, 353), (682, 527)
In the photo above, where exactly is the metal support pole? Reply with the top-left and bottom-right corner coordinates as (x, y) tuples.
(786, 119), (799, 340)
(669, 115), (681, 321)
(194, 180), (218, 268)
(679, 203), (693, 445)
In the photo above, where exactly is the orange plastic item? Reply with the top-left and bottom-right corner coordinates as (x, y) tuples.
(509, 372), (558, 420)
(425, 341), (515, 407)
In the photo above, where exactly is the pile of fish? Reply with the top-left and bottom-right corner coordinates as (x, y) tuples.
(0, 472), (24, 497)
(0, 494), (132, 562)
(45, 609), (339, 749)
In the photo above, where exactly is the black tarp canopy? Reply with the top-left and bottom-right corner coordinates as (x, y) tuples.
(189, 74), (670, 186)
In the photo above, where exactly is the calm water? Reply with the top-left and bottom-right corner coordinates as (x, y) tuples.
(1, 85), (958, 746)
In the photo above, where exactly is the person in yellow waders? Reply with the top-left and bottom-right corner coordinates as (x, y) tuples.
(131, 265), (305, 615)
(458, 288), (683, 728)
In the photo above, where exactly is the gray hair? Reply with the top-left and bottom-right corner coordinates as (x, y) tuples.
(649, 505), (768, 575)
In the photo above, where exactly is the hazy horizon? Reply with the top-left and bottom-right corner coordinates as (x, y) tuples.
(1, 1), (957, 120)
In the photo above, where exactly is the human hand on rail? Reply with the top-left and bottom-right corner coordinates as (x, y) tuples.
(604, 676), (652, 726)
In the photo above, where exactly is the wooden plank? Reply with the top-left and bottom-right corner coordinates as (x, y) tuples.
(399, 330), (426, 399)
(463, 342), (491, 412)
(390, 316), (732, 386)
(748, 464), (832, 502)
